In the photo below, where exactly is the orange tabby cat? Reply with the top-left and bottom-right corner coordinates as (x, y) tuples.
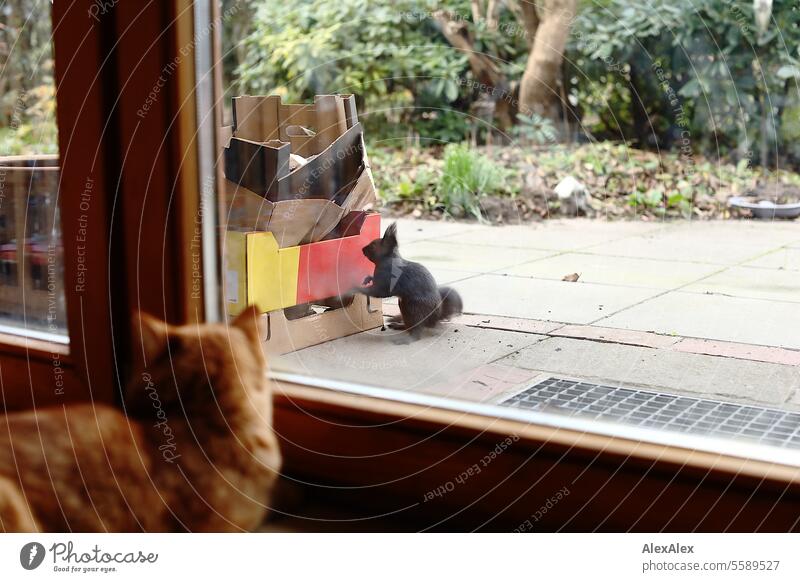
(0, 306), (281, 532)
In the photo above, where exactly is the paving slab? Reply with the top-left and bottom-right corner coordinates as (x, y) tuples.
(420, 364), (544, 403)
(457, 313), (562, 335)
(743, 247), (800, 271)
(402, 240), (553, 274)
(274, 323), (545, 392)
(666, 220), (800, 242)
(682, 266), (800, 303)
(598, 291), (800, 350)
(551, 324), (681, 349)
(671, 338), (800, 366)
(504, 252), (721, 289)
(435, 219), (665, 251)
(587, 221), (795, 265)
(424, 267), (478, 285)
(390, 218), (479, 242)
(454, 274), (659, 324)
(500, 336), (800, 407)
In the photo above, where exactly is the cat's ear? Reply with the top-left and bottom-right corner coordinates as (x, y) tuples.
(135, 311), (170, 365)
(231, 305), (264, 343)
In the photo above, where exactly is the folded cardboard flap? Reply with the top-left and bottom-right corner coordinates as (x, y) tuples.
(225, 167), (376, 247)
(225, 212), (380, 316)
(231, 94), (356, 156)
(224, 122), (365, 203)
(259, 293), (382, 355)
(224, 137), (291, 200)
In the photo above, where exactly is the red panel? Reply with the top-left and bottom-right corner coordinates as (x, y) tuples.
(296, 213), (380, 303)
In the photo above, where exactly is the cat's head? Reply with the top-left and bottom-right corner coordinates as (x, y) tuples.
(126, 306), (269, 425)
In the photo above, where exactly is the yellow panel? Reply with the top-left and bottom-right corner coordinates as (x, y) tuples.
(224, 231), (248, 316)
(277, 246), (301, 307)
(246, 232), (300, 313)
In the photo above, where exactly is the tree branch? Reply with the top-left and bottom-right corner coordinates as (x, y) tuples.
(433, 10), (504, 87)
(516, 0), (541, 48)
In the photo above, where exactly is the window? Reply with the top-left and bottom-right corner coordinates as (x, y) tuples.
(0, 4), (64, 337)
(0, 0), (795, 532)
(203, 0), (800, 529)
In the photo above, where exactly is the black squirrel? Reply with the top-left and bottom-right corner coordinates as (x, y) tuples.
(354, 222), (463, 342)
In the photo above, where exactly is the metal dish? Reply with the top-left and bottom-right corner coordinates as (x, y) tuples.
(728, 196), (800, 219)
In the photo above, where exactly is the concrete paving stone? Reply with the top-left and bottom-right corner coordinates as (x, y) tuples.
(672, 338), (800, 366)
(420, 364), (544, 403)
(457, 313), (563, 335)
(503, 252), (721, 289)
(455, 274), (659, 324)
(500, 337), (800, 406)
(401, 240), (553, 274)
(683, 266), (800, 303)
(743, 247), (800, 271)
(551, 324), (681, 349)
(587, 221), (795, 265)
(389, 218), (479, 242)
(427, 268), (478, 285)
(598, 291), (800, 350)
(668, 220), (800, 243)
(434, 219), (666, 251)
(273, 324), (545, 392)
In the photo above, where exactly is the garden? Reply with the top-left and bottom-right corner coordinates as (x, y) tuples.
(3, 0), (800, 221)
(225, 0), (800, 222)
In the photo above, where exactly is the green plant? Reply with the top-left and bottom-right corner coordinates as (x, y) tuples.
(437, 144), (508, 219)
(512, 113), (558, 145)
(627, 187), (663, 208)
(236, 0), (468, 137)
(568, 0), (800, 167)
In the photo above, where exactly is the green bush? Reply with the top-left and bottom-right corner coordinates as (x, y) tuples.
(437, 144), (508, 219)
(236, 0), (469, 138)
(228, 0), (800, 168)
(568, 0), (800, 166)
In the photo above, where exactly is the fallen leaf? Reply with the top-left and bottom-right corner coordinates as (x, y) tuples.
(562, 272), (581, 282)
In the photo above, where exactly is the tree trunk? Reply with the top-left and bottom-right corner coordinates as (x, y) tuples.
(518, 0), (577, 122)
(434, 10), (514, 133)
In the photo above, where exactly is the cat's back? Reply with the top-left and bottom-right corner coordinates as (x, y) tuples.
(0, 403), (165, 531)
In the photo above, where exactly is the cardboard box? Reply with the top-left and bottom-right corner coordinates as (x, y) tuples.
(223, 94), (378, 247)
(225, 211), (382, 353)
(222, 94), (382, 352)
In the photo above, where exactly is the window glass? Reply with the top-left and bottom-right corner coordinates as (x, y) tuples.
(0, 2), (65, 338)
(214, 0), (800, 451)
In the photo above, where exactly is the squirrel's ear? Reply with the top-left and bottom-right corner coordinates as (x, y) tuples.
(383, 222), (398, 245)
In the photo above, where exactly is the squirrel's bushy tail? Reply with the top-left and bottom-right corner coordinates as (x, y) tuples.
(438, 286), (463, 321)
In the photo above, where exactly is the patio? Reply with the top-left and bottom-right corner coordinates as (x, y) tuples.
(274, 218), (800, 410)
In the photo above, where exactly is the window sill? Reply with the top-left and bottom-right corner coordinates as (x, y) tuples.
(270, 371), (800, 531)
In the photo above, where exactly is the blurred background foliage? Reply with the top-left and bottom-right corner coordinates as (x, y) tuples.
(2, 0), (799, 218)
(0, 0), (58, 155)
(228, 0), (800, 168)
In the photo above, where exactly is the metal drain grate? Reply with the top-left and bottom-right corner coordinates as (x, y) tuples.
(501, 377), (800, 449)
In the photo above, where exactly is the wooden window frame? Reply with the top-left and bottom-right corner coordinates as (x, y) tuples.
(2, 0), (798, 531)
(0, 0), (202, 409)
(273, 378), (800, 531)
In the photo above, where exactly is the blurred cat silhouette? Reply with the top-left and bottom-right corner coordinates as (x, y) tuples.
(0, 306), (281, 532)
